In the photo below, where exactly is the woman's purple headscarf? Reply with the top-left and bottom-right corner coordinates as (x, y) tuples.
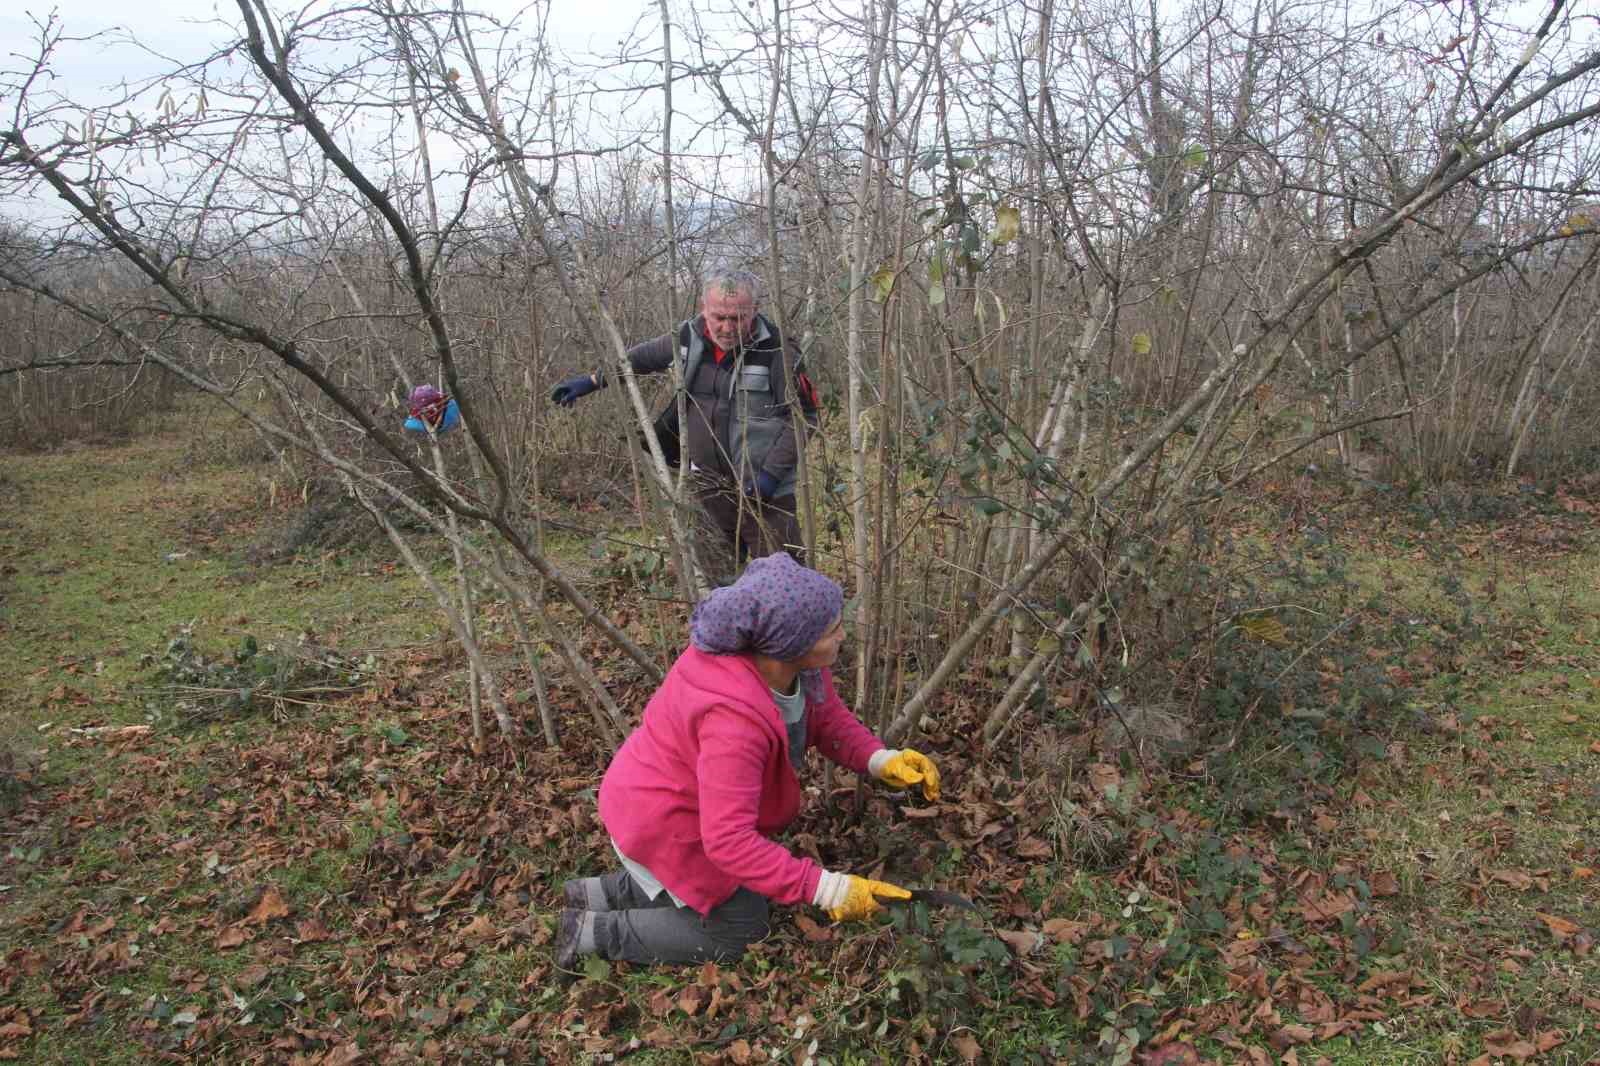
(690, 553), (843, 669)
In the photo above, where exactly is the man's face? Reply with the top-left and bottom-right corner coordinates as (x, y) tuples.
(701, 284), (757, 350)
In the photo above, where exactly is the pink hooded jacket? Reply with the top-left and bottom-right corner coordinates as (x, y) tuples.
(597, 645), (885, 915)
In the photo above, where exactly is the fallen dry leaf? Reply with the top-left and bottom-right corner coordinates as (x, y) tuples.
(1357, 970), (1411, 995)
(1370, 871), (1400, 897)
(793, 913), (833, 943)
(215, 926), (249, 949)
(1013, 836), (1053, 859)
(1489, 869), (1534, 891)
(1299, 890), (1356, 924)
(1088, 763), (1122, 793)
(1484, 1030), (1539, 1062)
(728, 1039), (753, 1065)
(246, 886), (291, 926)
(1573, 867), (1595, 881)
(321, 1041), (362, 1066)
(1042, 918), (1089, 943)
(461, 914), (497, 939)
(1535, 912), (1581, 938)
(1535, 1031), (1565, 1053)
(294, 918), (331, 943)
(1138, 1043), (1201, 1065)
(1149, 1019), (1191, 1045)
(234, 963), (271, 989)
(1270, 1024), (1315, 1050)
(996, 929), (1045, 955)
(676, 985), (707, 1016)
(951, 1031), (982, 1063)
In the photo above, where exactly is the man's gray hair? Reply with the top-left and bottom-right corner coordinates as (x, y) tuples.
(702, 267), (764, 305)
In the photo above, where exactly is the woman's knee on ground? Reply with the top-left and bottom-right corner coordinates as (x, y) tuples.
(702, 891), (770, 958)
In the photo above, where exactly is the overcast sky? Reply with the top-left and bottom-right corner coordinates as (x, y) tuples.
(5, 0), (647, 103)
(3, 0), (713, 222)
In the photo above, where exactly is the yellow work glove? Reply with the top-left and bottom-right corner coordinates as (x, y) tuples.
(876, 748), (941, 801)
(826, 875), (911, 922)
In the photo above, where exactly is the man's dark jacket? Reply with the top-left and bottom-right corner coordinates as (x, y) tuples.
(623, 313), (817, 498)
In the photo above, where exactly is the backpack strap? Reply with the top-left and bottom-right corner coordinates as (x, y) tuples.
(677, 319), (707, 393)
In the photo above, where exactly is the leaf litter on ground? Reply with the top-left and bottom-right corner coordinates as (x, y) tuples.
(3, 440), (1599, 1063)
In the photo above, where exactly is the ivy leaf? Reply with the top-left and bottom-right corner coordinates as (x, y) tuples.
(1237, 614), (1289, 645)
(989, 204), (1021, 244)
(870, 266), (896, 303)
(960, 223), (981, 255)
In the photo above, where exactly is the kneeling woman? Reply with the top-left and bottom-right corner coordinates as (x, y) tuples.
(556, 552), (941, 967)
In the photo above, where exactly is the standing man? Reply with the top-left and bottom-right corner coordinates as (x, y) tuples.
(551, 269), (819, 582)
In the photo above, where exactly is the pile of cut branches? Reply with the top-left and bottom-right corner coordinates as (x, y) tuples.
(141, 626), (378, 725)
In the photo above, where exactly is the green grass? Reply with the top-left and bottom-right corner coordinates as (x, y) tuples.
(3, 437), (439, 727)
(4, 427), (1599, 1063)
(0, 422), (466, 1063)
(1298, 517), (1600, 1066)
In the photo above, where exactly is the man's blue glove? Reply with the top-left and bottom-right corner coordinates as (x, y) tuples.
(746, 470), (781, 500)
(550, 372), (601, 407)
